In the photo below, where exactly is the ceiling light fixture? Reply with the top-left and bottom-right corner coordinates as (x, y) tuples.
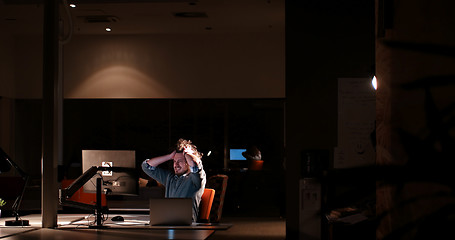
(69, 3), (76, 8)
(105, 27), (112, 32)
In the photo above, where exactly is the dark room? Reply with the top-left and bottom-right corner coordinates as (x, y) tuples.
(0, 0), (454, 240)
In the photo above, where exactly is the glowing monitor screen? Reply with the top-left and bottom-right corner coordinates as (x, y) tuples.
(229, 149), (247, 160)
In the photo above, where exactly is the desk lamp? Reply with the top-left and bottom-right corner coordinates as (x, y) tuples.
(0, 148), (30, 226)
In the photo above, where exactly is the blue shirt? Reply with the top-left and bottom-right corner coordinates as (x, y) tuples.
(141, 160), (206, 221)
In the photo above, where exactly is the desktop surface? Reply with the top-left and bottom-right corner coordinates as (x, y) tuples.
(1, 213), (229, 240)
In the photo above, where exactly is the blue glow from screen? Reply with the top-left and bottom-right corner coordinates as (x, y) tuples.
(230, 149), (247, 160)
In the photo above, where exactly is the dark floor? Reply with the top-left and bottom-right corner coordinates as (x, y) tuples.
(209, 217), (286, 240)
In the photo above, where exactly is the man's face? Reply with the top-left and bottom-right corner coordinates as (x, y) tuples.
(173, 153), (189, 176)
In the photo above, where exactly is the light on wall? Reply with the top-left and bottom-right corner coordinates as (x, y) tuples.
(371, 75), (377, 90)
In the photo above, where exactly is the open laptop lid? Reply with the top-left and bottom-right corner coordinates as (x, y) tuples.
(149, 198), (192, 226)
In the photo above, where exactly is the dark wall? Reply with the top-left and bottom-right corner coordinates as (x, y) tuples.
(61, 99), (284, 177)
(286, 0), (375, 238)
(14, 99), (42, 180)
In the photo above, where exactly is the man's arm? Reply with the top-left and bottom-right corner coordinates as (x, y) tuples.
(145, 150), (176, 167)
(142, 151), (176, 186)
(182, 146), (201, 170)
(182, 146), (205, 189)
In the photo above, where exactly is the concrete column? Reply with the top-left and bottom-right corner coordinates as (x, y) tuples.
(42, 0), (59, 228)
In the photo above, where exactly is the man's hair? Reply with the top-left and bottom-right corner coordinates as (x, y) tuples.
(175, 138), (203, 159)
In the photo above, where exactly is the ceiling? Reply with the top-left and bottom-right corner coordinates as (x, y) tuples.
(0, 0), (285, 35)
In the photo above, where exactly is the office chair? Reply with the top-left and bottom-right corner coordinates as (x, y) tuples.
(198, 188), (215, 223)
(207, 174), (228, 223)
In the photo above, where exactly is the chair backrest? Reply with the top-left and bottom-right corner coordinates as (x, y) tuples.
(207, 174), (228, 222)
(198, 188), (215, 222)
(249, 160), (264, 171)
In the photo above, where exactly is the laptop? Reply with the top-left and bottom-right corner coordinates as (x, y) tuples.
(149, 198), (193, 226)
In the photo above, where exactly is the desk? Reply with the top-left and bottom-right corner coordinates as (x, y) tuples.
(0, 214), (229, 240)
(0, 228), (214, 240)
(57, 213), (231, 230)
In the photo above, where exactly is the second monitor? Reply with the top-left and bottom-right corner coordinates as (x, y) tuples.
(82, 150), (138, 196)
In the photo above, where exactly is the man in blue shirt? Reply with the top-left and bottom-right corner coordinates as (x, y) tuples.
(142, 139), (206, 222)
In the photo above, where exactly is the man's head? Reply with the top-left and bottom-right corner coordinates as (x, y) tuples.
(175, 138), (202, 159)
(172, 138), (203, 175)
(173, 152), (189, 176)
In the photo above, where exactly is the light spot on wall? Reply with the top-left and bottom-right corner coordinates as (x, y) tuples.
(68, 65), (175, 98)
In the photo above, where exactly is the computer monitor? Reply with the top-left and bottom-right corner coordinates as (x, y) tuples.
(82, 150), (138, 196)
(229, 149), (247, 160)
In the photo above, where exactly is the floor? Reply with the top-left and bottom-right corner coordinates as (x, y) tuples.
(209, 217), (286, 240)
(0, 214), (286, 240)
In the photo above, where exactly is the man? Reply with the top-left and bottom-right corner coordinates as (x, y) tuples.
(141, 138), (206, 222)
